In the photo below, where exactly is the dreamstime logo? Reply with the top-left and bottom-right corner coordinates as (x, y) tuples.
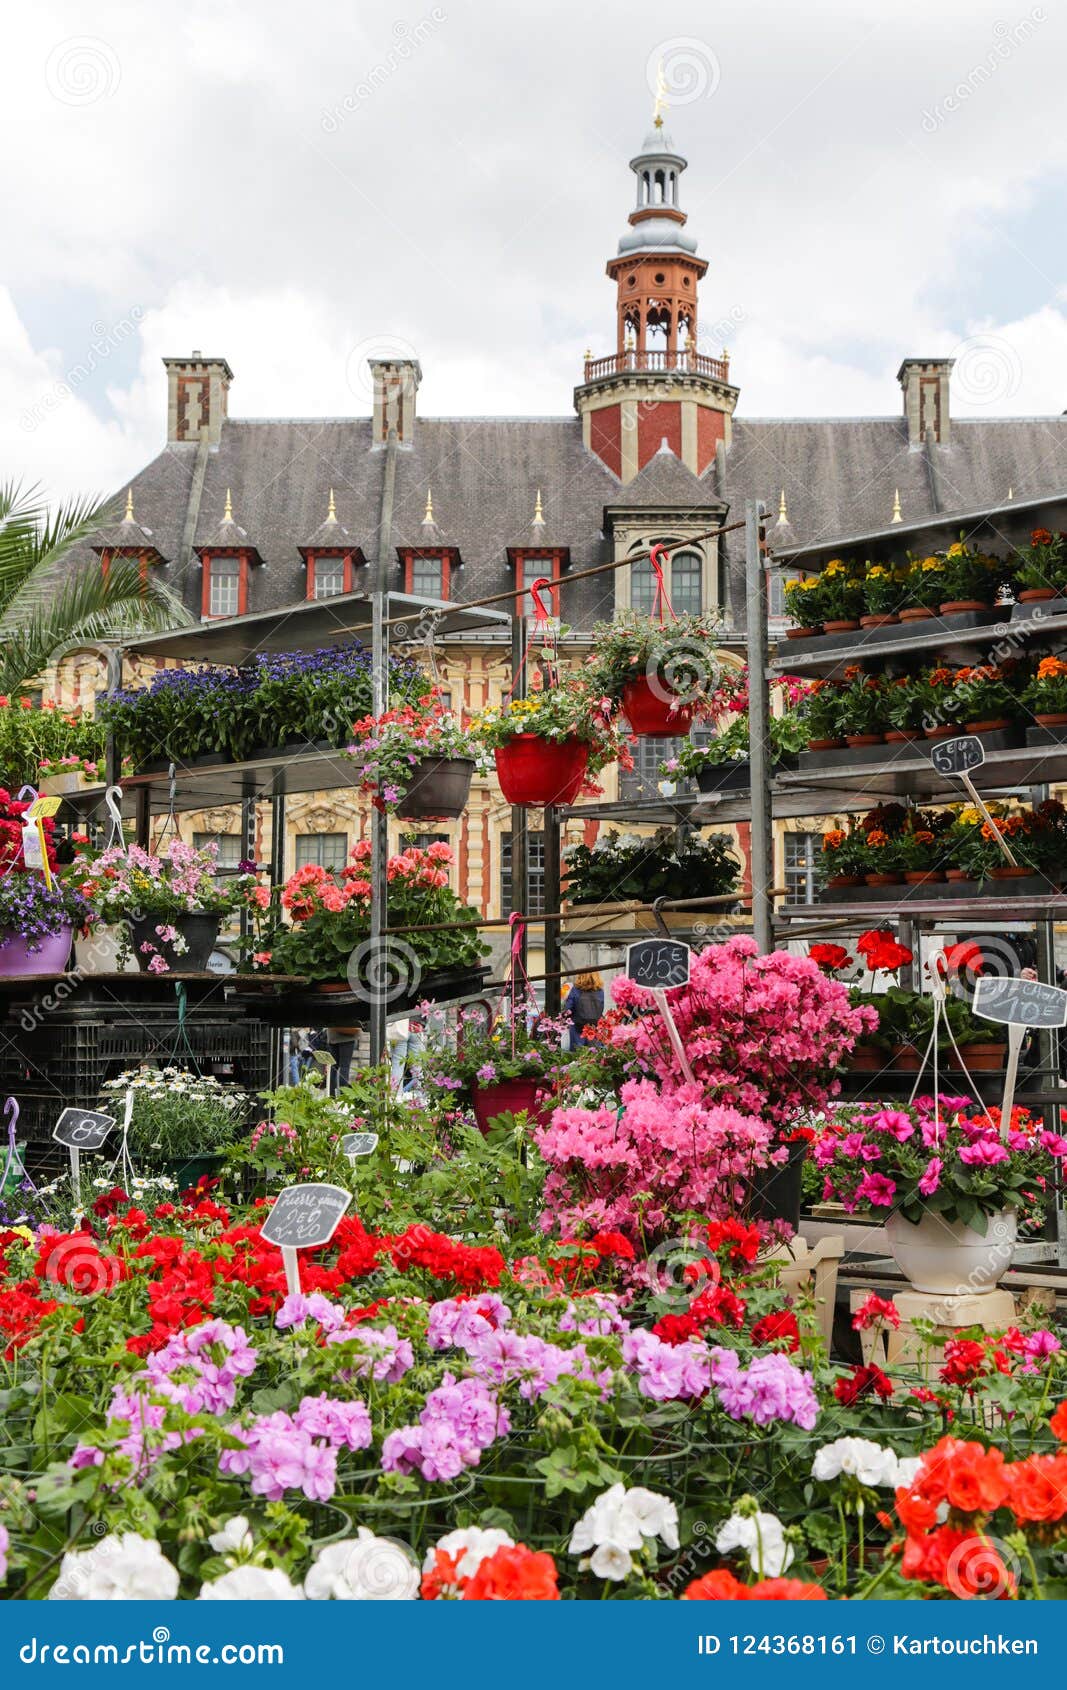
(345, 335), (421, 408)
(648, 640), (717, 708)
(45, 36), (121, 105)
(952, 333), (1022, 407)
(944, 1532), (1020, 1599)
(644, 1236), (719, 1307)
(346, 937), (422, 1006)
(321, 11), (447, 133)
(921, 11), (1046, 132)
(20, 307), (145, 433)
(647, 38), (722, 107)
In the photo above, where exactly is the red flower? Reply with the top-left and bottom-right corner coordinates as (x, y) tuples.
(834, 1362), (893, 1405)
(852, 1293), (900, 1331)
(682, 1567), (751, 1600)
(939, 1338), (987, 1387)
(856, 929), (914, 974)
(1050, 1400), (1067, 1441)
(462, 1544), (559, 1601)
(809, 943), (851, 973)
(750, 1578), (827, 1600)
(750, 1310), (800, 1352)
(590, 1230), (636, 1261)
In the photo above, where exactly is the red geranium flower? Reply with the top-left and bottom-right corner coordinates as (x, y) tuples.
(856, 929), (914, 974)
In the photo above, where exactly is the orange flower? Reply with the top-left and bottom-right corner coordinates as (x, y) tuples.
(1008, 1454), (1067, 1525)
(942, 1443), (1010, 1515)
(1049, 1400), (1067, 1441)
(866, 829), (888, 848)
(822, 829), (847, 849)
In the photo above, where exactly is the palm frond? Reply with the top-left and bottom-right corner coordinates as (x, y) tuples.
(0, 479), (118, 614)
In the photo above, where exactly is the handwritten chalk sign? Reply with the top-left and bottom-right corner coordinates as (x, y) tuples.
(341, 1132), (379, 1159)
(260, 1183), (352, 1250)
(53, 1108), (116, 1151)
(974, 975), (1067, 1030)
(626, 938), (692, 991)
(930, 734), (985, 777)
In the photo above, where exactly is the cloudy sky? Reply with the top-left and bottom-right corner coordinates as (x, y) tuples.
(3, 0), (1066, 502)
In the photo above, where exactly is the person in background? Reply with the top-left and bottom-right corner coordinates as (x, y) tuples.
(564, 970), (604, 1050)
(288, 1028), (313, 1086)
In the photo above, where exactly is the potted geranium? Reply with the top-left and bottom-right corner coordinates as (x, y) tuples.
(263, 840), (489, 994)
(815, 824), (866, 891)
(346, 695), (486, 818)
(883, 675), (926, 742)
(472, 682), (624, 808)
(661, 689), (809, 792)
(813, 1096), (1066, 1293)
(421, 1010), (572, 1134)
(74, 839), (256, 972)
(1023, 655), (1067, 727)
(585, 609), (724, 735)
(1012, 527), (1067, 602)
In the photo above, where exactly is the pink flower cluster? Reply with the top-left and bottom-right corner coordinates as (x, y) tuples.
(709, 1347), (819, 1430)
(622, 1328), (711, 1401)
(327, 1321), (414, 1384)
(381, 1374), (510, 1482)
(219, 1394), (372, 1502)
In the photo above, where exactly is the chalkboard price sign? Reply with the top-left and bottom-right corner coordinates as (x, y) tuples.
(341, 1132), (380, 1159)
(53, 1108), (116, 1151)
(974, 975), (1067, 1030)
(930, 734), (986, 777)
(626, 938), (692, 992)
(260, 1182), (353, 1250)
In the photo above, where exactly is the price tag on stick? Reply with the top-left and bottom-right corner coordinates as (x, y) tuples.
(341, 1132), (379, 1161)
(53, 1108), (116, 1209)
(260, 1182), (353, 1298)
(625, 939), (696, 1085)
(929, 736), (1017, 867)
(974, 974), (1067, 1135)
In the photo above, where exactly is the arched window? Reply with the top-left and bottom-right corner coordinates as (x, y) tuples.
(630, 547), (703, 616)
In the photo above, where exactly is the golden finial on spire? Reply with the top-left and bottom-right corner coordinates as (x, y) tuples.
(533, 488), (545, 526)
(223, 487), (233, 523)
(423, 488), (434, 524)
(327, 487), (337, 521)
(124, 487), (134, 522)
(891, 488), (902, 524)
(778, 489), (788, 523)
(652, 59), (669, 130)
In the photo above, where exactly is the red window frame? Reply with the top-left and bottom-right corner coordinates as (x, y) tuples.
(513, 551), (562, 619)
(403, 552), (452, 600)
(305, 552), (355, 600)
(101, 549), (149, 589)
(201, 551), (248, 619)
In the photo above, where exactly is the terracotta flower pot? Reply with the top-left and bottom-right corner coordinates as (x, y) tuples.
(864, 872), (901, 886)
(1018, 587), (1058, 603)
(495, 736), (590, 807)
(990, 865), (1031, 879)
(924, 724), (955, 739)
(848, 1041), (884, 1072)
(904, 870), (944, 884)
(807, 737), (845, 751)
(890, 1041), (923, 1072)
(859, 613), (899, 628)
(945, 869), (975, 883)
(885, 728), (924, 742)
(845, 733), (884, 747)
(827, 874), (863, 888)
(899, 607), (937, 622)
(940, 600), (991, 615)
(620, 676), (695, 737)
(966, 718), (1010, 733)
(823, 618), (860, 633)
(786, 626), (821, 640)
(1036, 712), (1067, 727)
(949, 1041), (1007, 1072)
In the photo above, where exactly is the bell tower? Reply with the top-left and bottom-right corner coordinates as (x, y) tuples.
(575, 104), (738, 482)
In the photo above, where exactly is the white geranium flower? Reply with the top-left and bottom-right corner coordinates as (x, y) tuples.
(423, 1526), (513, 1579)
(199, 1566), (303, 1600)
(716, 1511), (793, 1578)
(894, 1456), (922, 1490)
(589, 1542), (634, 1580)
(49, 1534), (178, 1600)
(207, 1516), (253, 1555)
(568, 1484), (644, 1556)
(812, 1438), (901, 1488)
(624, 1486), (679, 1550)
(305, 1530), (418, 1601)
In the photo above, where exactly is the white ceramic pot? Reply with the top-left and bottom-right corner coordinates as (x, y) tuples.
(885, 1207), (1016, 1296)
(74, 924), (130, 974)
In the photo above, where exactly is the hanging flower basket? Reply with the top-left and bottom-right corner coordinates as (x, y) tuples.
(619, 676), (695, 737)
(0, 922), (73, 977)
(495, 737), (589, 807)
(394, 755), (474, 820)
(128, 913), (221, 973)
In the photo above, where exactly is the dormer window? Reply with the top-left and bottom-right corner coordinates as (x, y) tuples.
(408, 553), (449, 599)
(511, 551), (563, 618)
(204, 554), (243, 618)
(306, 554), (354, 599)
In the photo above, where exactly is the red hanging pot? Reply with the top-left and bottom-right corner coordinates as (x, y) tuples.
(471, 1077), (549, 1136)
(495, 735), (589, 807)
(620, 676), (695, 736)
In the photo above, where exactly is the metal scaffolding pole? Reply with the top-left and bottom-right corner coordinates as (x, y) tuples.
(369, 426), (399, 1064)
(745, 499), (774, 953)
(509, 612), (528, 978)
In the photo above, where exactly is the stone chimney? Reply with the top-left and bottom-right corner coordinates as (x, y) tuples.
(163, 352), (233, 444)
(898, 357), (953, 446)
(369, 357), (421, 446)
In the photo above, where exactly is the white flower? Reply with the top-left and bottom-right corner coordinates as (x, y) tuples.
(715, 1511), (794, 1578)
(568, 1484), (643, 1557)
(811, 1438), (902, 1488)
(49, 1534), (178, 1600)
(305, 1530), (419, 1600)
(423, 1526), (513, 1580)
(208, 1516), (253, 1555)
(589, 1542), (634, 1580)
(199, 1566), (303, 1600)
(895, 1456), (922, 1490)
(624, 1486), (679, 1550)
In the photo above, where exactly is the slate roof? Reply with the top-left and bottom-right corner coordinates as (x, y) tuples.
(56, 407), (1067, 642)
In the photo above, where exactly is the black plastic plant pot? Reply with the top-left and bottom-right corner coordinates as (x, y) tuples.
(747, 1138), (807, 1230)
(128, 913), (221, 972)
(395, 756), (475, 820)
